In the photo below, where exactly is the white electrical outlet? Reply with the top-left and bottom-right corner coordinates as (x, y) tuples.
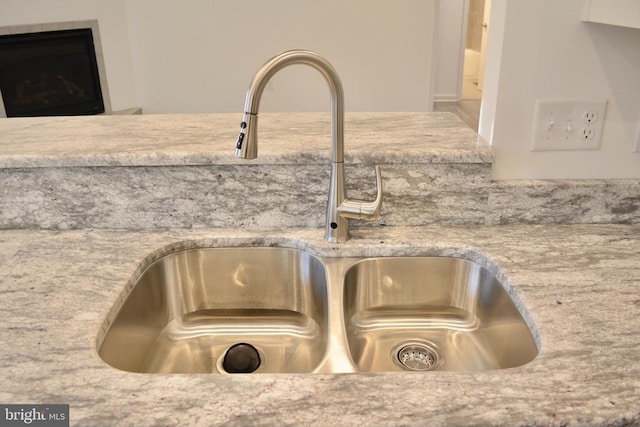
(531, 99), (608, 151)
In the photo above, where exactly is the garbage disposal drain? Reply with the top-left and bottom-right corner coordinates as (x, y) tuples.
(394, 342), (442, 371)
(222, 343), (261, 373)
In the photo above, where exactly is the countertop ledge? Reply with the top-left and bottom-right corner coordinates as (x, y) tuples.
(1, 224), (639, 426)
(0, 112), (493, 168)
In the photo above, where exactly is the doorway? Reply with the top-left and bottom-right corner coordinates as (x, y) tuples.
(462, 0), (487, 100)
(434, 0), (490, 131)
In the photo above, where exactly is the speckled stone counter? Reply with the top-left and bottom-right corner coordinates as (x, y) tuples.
(0, 225), (639, 426)
(0, 112), (497, 229)
(1, 112), (639, 426)
(0, 112), (492, 167)
(1, 112), (638, 230)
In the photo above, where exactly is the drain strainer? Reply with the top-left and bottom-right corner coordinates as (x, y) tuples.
(394, 342), (443, 371)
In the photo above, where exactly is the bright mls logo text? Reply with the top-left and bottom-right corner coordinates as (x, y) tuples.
(1, 405), (69, 426)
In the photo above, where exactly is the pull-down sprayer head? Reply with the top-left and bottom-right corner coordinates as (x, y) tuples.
(235, 112), (258, 159)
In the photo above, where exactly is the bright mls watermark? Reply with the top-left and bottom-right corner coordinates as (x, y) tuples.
(0, 405), (68, 426)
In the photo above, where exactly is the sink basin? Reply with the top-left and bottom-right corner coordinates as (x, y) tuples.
(342, 257), (538, 372)
(99, 247), (539, 374)
(98, 247), (328, 374)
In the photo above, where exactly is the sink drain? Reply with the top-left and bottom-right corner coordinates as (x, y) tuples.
(221, 343), (261, 374)
(394, 342), (443, 371)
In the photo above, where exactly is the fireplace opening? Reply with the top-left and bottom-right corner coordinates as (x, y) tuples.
(0, 28), (105, 117)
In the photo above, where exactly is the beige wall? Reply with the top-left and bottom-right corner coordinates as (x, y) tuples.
(122, 0), (438, 113)
(0, 0), (438, 114)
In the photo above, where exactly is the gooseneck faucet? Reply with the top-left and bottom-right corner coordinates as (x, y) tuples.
(235, 50), (382, 243)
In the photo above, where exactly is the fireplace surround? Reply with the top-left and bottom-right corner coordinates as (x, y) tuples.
(0, 20), (111, 118)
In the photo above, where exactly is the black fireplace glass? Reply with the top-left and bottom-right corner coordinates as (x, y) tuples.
(0, 28), (105, 117)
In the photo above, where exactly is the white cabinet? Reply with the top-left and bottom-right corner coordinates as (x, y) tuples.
(583, 0), (640, 29)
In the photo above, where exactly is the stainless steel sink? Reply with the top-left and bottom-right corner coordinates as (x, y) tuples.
(99, 247), (538, 374)
(342, 257), (538, 372)
(98, 247), (328, 374)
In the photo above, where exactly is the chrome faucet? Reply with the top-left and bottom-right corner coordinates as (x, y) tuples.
(235, 50), (382, 243)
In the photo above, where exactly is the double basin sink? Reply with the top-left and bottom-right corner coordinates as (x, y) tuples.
(98, 247), (538, 374)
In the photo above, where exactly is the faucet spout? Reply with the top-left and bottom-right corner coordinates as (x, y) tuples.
(234, 50), (382, 243)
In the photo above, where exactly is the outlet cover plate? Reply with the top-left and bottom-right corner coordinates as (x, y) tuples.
(531, 99), (607, 151)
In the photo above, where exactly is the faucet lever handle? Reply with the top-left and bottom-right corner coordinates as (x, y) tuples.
(338, 165), (383, 221)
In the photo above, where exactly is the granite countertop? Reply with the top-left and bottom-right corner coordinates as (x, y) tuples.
(1, 225), (639, 426)
(1, 111), (638, 426)
(0, 112), (492, 168)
